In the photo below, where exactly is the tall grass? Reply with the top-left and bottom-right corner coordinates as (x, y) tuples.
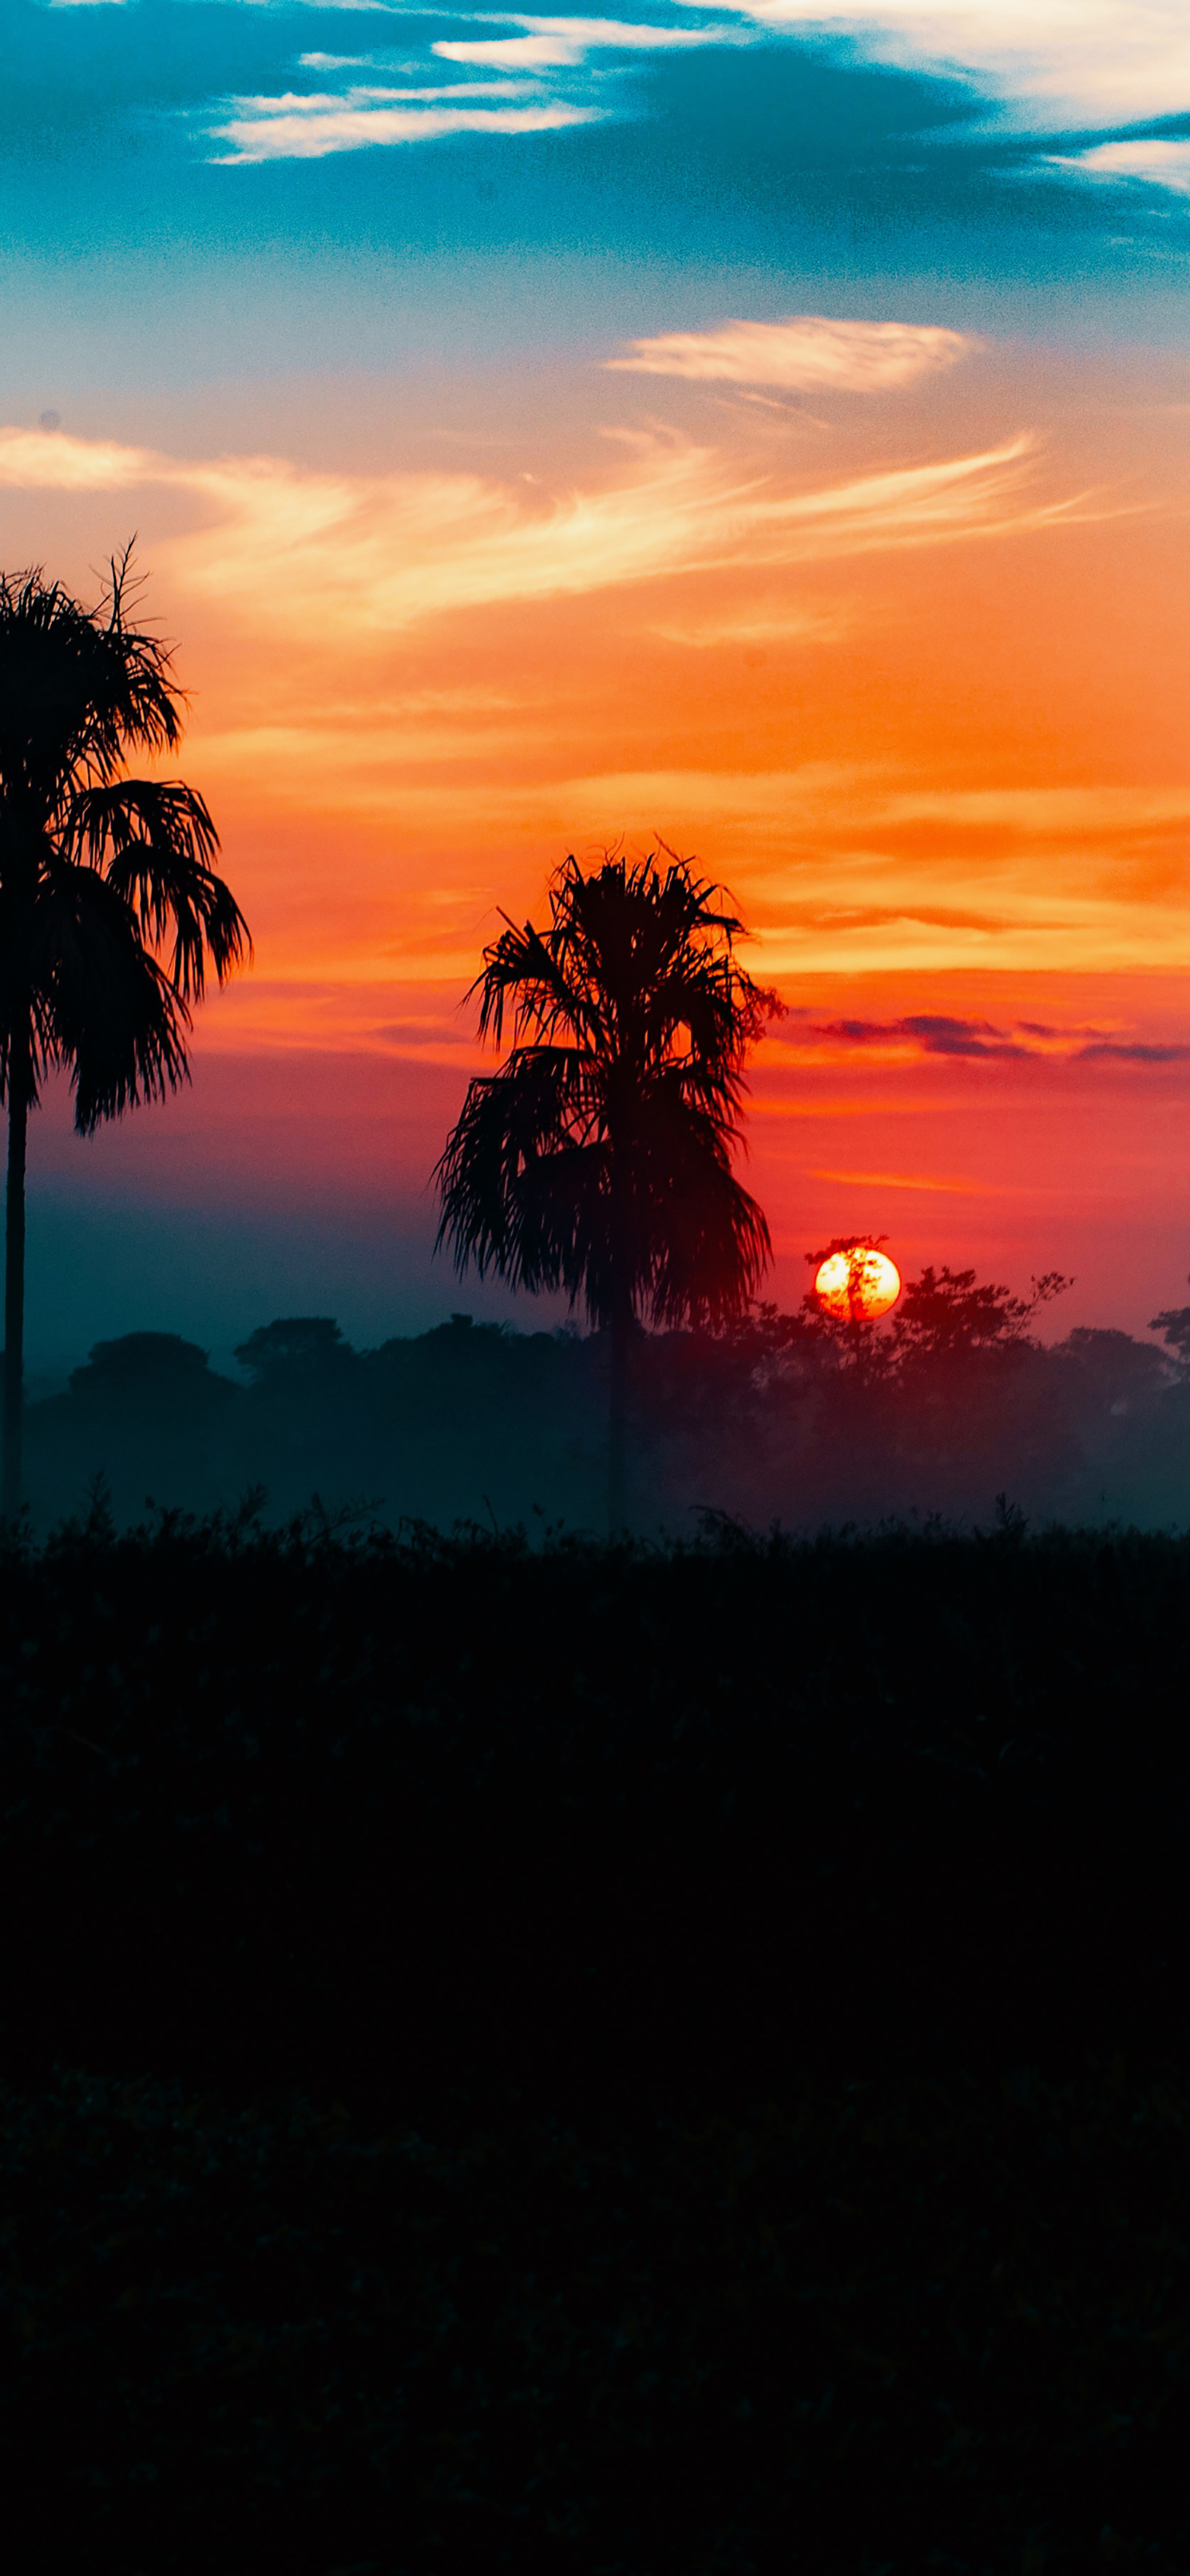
(3, 1516), (1189, 2568)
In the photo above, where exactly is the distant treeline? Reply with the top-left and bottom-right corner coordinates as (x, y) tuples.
(3, 1516), (1190, 2568)
(21, 1262), (1190, 1531)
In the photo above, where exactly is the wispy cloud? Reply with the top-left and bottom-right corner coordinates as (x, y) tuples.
(812, 1013), (1190, 1063)
(879, 785), (1189, 835)
(1077, 1039), (1190, 1062)
(607, 315), (978, 391)
(0, 423), (1075, 636)
(206, 11), (736, 161)
(434, 16), (732, 66)
(817, 1013), (1032, 1058)
(211, 88), (595, 162)
(193, 0), (1190, 121)
(0, 426), (152, 489)
(648, 599), (854, 645)
(94, 0), (1190, 158)
(809, 1165), (1001, 1193)
(1051, 139), (1190, 198)
(434, 33), (588, 63)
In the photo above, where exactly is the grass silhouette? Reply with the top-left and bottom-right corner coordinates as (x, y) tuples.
(2, 1515), (1190, 2566)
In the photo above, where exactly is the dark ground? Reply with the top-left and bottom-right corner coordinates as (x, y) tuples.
(2, 1512), (1189, 2570)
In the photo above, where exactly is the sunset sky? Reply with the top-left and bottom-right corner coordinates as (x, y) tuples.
(6, 0), (1190, 1368)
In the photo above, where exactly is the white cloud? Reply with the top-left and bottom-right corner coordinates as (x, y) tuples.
(212, 91), (595, 161)
(435, 34), (589, 65)
(229, 81), (544, 109)
(512, 14), (736, 43)
(210, 13), (739, 158)
(0, 420), (1090, 639)
(434, 18), (733, 66)
(1052, 138), (1190, 196)
(667, 0), (1190, 125)
(607, 315), (977, 390)
(62, 0), (1190, 131)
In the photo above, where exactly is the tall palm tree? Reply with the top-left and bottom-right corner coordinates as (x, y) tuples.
(435, 849), (777, 1528)
(0, 555), (250, 1516)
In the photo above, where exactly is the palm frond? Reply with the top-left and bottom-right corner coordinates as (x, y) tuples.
(27, 858), (191, 1129)
(90, 545), (187, 765)
(0, 558), (186, 812)
(434, 1047), (595, 1278)
(437, 849), (777, 1331)
(627, 1079), (772, 1326)
(472, 913), (601, 1054)
(67, 780), (251, 997)
(0, 560), (247, 1136)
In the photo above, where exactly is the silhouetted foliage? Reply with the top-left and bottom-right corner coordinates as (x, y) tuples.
(233, 1316), (348, 1379)
(0, 554), (250, 1511)
(435, 850), (778, 1524)
(892, 1262), (1072, 1354)
(436, 851), (776, 1329)
(18, 1262), (1190, 1534)
(1150, 1274), (1190, 1361)
(3, 1519), (1190, 2565)
(4, 1509), (1190, 2095)
(2, 2063), (1189, 2573)
(69, 1330), (234, 1405)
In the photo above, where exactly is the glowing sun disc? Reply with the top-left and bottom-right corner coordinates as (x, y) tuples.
(815, 1247), (901, 1323)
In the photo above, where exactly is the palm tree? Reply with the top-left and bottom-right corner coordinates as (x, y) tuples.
(0, 555), (250, 1517)
(435, 849), (777, 1529)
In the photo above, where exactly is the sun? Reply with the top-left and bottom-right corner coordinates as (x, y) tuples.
(814, 1244), (901, 1323)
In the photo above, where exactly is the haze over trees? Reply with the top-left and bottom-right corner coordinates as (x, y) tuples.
(18, 1269), (1190, 1536)
(0, 555), (249, 1515)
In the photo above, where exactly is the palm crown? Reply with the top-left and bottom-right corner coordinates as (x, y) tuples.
(0, 554), (250, 1511)
(0, 556), (248, 1131)
(435, 851), (775, 1336)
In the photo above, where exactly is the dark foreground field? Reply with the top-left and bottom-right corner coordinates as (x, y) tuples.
(2, 1511), (1189, 2570)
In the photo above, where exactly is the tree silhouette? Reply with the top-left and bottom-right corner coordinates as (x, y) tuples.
(0, 557), (250, 1515)
(1150, 1279), (1190, 1366)
(892, 1264), (1071, 1358)
(234, 1319), (349, 1381)
(435, 850), (777, 1527)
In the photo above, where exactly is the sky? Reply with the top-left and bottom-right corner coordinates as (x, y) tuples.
(5, 0), (1190, 1368)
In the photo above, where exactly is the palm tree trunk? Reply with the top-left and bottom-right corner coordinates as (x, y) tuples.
(608, 1301), (630, 1536)
(3, 1048), (28, 1521)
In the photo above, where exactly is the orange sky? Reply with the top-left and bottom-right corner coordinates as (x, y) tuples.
(5, 324), (1190, 1349)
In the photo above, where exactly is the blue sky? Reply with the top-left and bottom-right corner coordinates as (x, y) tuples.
(8, 1), (1190, 399)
